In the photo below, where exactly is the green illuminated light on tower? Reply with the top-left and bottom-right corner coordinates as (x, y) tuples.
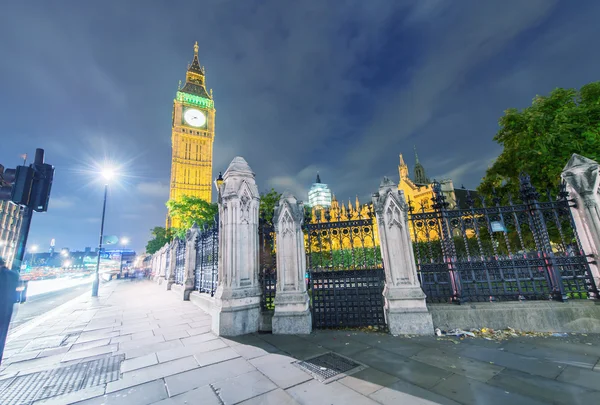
(176, 91), (214, 109)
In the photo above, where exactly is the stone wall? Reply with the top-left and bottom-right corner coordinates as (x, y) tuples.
(430, 301), (600, 333)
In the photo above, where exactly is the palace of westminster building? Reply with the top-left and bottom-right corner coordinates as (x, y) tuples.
(167, 43), (476, 236)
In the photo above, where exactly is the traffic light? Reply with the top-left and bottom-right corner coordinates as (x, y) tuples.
(0, 149), (54, 211)
(30, 149), (54, 212)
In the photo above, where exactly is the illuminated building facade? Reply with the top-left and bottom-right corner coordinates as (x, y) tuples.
(167, 42), (216, 228)
(0, 200), (24, 269)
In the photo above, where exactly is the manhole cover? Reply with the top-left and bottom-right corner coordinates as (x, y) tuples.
(293, 352), (364, 383)
(0, 354), (124, 405)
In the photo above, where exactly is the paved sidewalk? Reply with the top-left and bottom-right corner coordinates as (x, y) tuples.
(1, 280), (599, 405)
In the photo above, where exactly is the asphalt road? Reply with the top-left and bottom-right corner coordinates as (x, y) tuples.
(9, 282), (92, 330)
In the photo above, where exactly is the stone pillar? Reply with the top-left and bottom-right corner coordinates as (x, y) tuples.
(372, 177), (434, 335)
(212, 157), (261, 336)
(561, 154), (600, 289)
(166, 240), (177, 291)
(272, 193), (311, 334)
(156, 245), (167, 285)
(183, 225), (200, 300)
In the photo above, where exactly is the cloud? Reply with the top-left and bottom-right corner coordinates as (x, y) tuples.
(49, 196), (76, 210)
(136, 182), (170, 198)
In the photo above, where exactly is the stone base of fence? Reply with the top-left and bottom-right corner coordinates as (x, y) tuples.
(430, 300), (600, 333)
(384, 286), (434, 335)
(260, 310), (273, 332)
(189, 292), (218, 317)
(169, 283), (186, 300)
(272, 292), (312, 334)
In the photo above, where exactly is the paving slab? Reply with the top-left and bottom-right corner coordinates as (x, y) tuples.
(180, 332), (218, 347)
(369, 378), (462, 405)
(488, 368), (597, 404)
(430, 373), (547, 405)
(352, 348), (451, 389)
(501, 340), (598, 369)
(164, 357), (256, 397)
(118, 335), (166, 352)
(249, 353), (313, 389)
(286, 380), (380, 405)
(156, 338), (228, 363)
(107, 356), (199, 393)
(338, 367), (399, 396)
(150, 385), (222, 405)
(410, 347), (505, 382)
(121, 353), (158, 373)
(457, 344), (565, 379)
(76, 379), (169, 405)
(69, 338), (112, 352)
(211, 370), (278, 404)
(193, 347), (240, 366)
(186, 326), (212, 336)
(161, 330), (190, 341)
(238, 388), (300, 405)
(125, 339), (184, 360)
(62, 343), (118, 362)
(556, 365), (600, 390)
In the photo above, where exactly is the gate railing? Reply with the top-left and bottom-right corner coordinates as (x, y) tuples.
(195, 215), (219, 296)
(409, 173), (599, 303)
(303, 206), (386, 328)
(259, 218), (277, 311)
(174, 238), (186, 285)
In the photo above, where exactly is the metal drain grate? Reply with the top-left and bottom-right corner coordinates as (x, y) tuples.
(293, 352), (364, 383)
(0, 354), (124, 405)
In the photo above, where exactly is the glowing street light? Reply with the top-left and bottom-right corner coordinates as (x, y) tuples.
(29, 245), (38, 253)
(120, 237), (129, 246)
(92, 166), (117, 297)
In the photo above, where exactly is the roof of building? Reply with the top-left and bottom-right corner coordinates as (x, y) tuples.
(454, 187), (480, 209)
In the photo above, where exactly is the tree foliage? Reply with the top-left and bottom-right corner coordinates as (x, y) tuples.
(259, 188), (282, 224)
(479, 82), (600, 200)
(145, 226), (175, 254)
(166, 195), (218, 239)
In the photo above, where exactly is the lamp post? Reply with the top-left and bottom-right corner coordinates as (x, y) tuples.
(214, 172), (224, 194)
(92, 168), (114, 297)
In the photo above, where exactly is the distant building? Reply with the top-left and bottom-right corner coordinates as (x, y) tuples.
(0, 200), (24, 269)
(398, 148), (478, 212)
(307, 173), (333, 209)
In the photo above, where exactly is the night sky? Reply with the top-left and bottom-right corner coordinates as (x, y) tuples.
(1, 1), (598, 254)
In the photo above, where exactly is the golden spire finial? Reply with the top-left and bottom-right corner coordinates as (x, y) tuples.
(194, 41), (199, 56)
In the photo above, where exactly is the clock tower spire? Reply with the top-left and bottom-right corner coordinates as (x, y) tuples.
(167, 42), (216, 228)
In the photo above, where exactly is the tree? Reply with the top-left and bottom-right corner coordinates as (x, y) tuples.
(479, 82), (600, 200)
(145, 226), (175, 254)
(166, 195), (218, 239)
(259, 188), (282, 224)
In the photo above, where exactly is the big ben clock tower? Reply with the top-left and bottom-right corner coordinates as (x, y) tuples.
(167, 42), (216, 228)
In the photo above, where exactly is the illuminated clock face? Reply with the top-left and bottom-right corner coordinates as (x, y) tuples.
(184, 108), (206, 127)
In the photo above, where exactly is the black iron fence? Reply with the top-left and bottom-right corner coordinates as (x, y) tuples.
(259, 219), (277, 311)
(408, 174), (599, 303)
(174, 238), (186, 285)
(195, 215), (219, 296)
(304, 207), (386, 329)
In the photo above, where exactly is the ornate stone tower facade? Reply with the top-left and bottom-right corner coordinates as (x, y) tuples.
(167, 42), (216, 228)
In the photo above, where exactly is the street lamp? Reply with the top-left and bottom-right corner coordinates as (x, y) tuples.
(214, 172), (224, 194)
(92, 167), (115, 297)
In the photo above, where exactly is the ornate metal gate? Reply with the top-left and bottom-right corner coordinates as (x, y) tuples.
(195, 216), (219, 296)
(259, 218), (277, 311)
(305, 208), (386, 329)
(174, 238), (186, 285)
(408, 174), (599, 303)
